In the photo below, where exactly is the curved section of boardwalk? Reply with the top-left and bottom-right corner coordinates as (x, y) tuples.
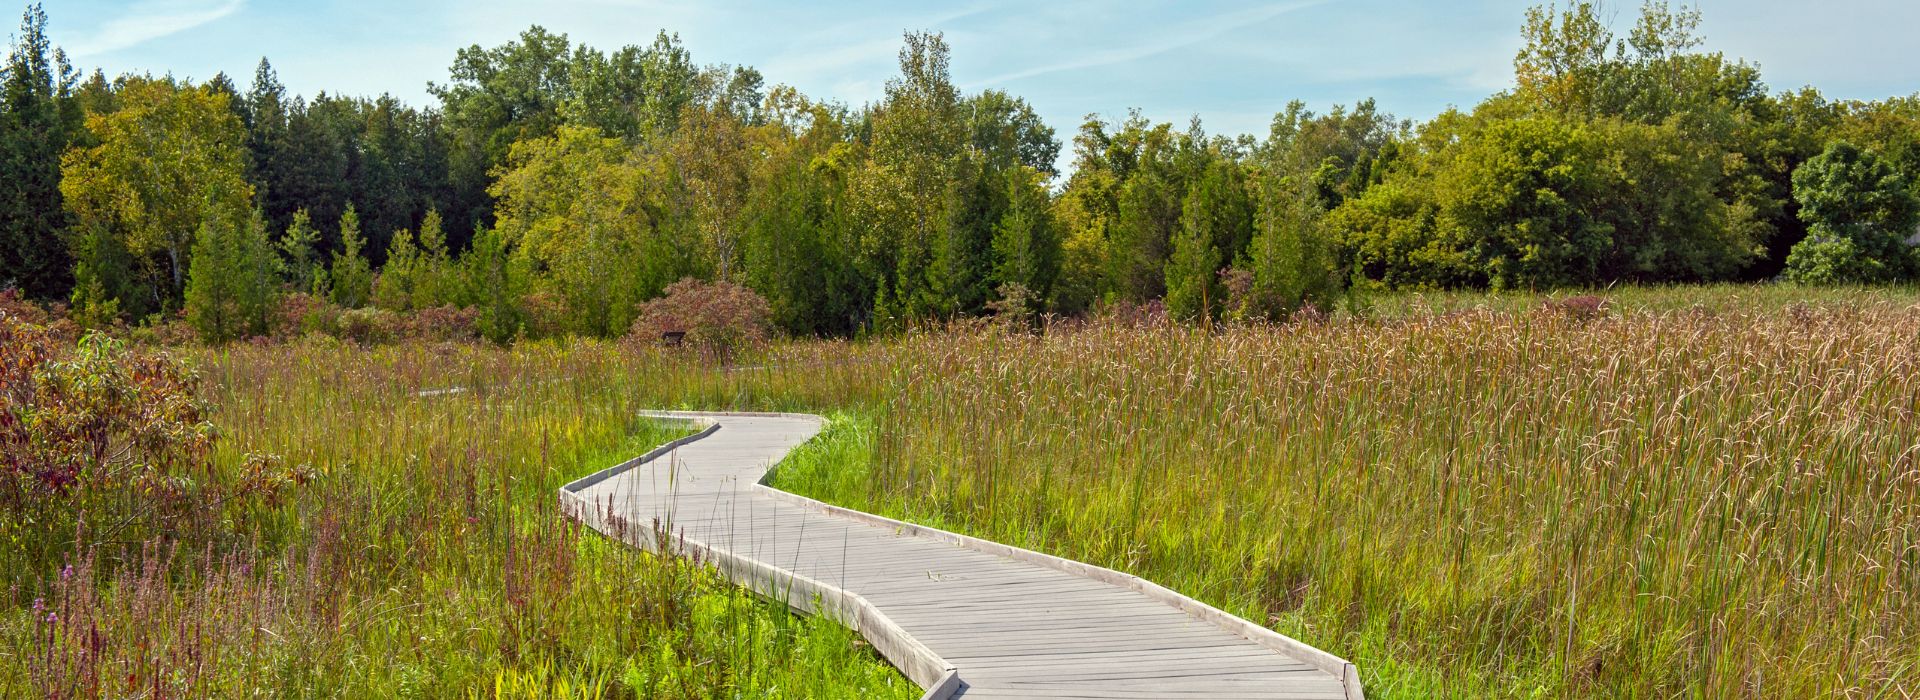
(559, 412), (1362, 700)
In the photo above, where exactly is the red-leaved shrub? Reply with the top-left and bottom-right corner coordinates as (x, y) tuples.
(1, 314), (302, 551)
(626, 278), (773, 357)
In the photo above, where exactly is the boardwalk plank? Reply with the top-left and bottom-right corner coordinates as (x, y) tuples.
(563, 413), (1358, 700)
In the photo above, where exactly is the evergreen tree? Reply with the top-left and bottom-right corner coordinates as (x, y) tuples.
(373, 226), (419, 310)
(935, 157), (1005, 315)
(1164, 214), (1222, 322)
(328, 206), (374, 308)
(277, 209), (323, 292)
(990, 165), (1059, 316)
(412, 209), (453, 307)
(0, 4), (76, 299)
(1246, 180), (1340, 320)
(462, 225), (529, 343)
(183, 211), (276, 341)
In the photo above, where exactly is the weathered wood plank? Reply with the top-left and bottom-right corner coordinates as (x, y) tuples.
(562, 412), (1361, 700)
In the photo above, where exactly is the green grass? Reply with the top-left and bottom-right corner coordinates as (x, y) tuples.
(9, 283), (1919, 699)
(769, 286), (1920, 699)
(1, 338), (918, 699)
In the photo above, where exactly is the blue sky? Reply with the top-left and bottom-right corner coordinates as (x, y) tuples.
(30, 0), (1920, 149)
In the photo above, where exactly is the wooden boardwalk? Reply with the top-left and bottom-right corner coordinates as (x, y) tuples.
(559, 412), (1363, 700)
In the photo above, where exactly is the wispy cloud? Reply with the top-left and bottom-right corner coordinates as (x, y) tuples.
(965, 0), (1331, 89)
(69, 0), (247, 57)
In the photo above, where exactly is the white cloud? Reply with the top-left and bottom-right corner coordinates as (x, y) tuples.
(964, 0), (1332, 89)
(69, 0), (246, 57)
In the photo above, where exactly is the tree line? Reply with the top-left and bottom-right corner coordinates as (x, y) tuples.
(2, 2), (1917, 342)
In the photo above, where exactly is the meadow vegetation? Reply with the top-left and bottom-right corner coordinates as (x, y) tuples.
(0, 312), (916, 698)
(7, 276), (1919, 699)
(768, 285), (1920, 698)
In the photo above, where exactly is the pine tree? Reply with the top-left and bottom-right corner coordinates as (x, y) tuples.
(990, 165), (1058, 317)
(278, 209), (322, 292)
(1164, 215), (1222, 322)
(329, 205), (373, 308)
(934, 157), (1004, 315)
(373, 226), (419, 311)
(184, 220), (241, 342)
(1246, 181), (1339, 320)
(0, 4), (76, 299)
(413, 209), (451, 308)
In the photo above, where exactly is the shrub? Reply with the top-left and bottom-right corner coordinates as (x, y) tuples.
(271, 292), (340, 340)
(626, 278), (773, 357)
(0, 315), (299, 560)
(518, 289), (573, 340)
(334, 307), (398, 345)
(396, 305), (481, 343)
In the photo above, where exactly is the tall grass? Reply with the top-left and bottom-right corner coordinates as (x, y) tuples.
(1, 337), (916, 698)
(772, 288), (1920, 698)
(10, 285), (1917, 698)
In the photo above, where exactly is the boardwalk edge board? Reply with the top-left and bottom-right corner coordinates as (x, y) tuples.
(558, 411), (1365, 700)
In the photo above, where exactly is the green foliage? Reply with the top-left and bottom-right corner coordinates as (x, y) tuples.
(185, 212), (278, 342)
(1784, 140), (1920, 284)
(461, 225), (532, 343)
(276, 209), (323, 293)
(741, 120), (867, 336)
(59, 76), (253, 316)
(853, 31), (966, 328)
(0, 4), (80, 300)
(1108, 172), (1181, 302)
(990, 166), (1059, 316)
(1243, 180), (1341, 319)
(371, 226), (419, 311)
(934, 157), (1006, 316)
(489, 125), (686, 337)
(328, 206), (374, 308)
(1435, 116), (1612, 289)
(409, 209), (456, 308)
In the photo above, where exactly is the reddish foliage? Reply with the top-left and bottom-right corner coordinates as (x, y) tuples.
(0, 314), (300, 545)
(626, 278), (772, 354)
(395, 305), (481, 343)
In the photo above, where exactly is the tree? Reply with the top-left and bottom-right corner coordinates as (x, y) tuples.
(0, 4), (79, 299)
(852, 31), (966, 326)
(1514, 2), (1615, 118)
(278, 209), (323, 293)
(372, 226), (419, 311)
(991, 165), (1059, 316)
(490, 125), (684, 336)
(1163, 213), (1222, 322)
(741, 107), (868, 336)
(460, 224), (530, 343)
(1434, 116), (1611, 289)
(660, 102), (752, 281)
(59, 76), (253, 316)
(410, 209), (455, 308)
(328, 206), (374, 308)
(935, 156), (1006, 316)
(965, 90), (1060, 176)
(184, 212), (277, 342)
(1245, 179), (1340, 319)
(1107, 172), (1181, 301)
(1784, 141), (1920, 283)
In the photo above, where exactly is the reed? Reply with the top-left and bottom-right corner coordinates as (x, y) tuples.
(0, 337), (916, 698)
(774, 287), (1920, 698)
